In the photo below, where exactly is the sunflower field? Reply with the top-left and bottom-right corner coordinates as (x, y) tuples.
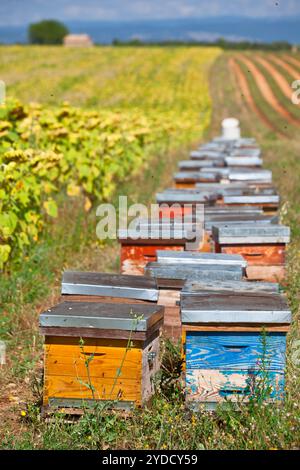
(0, 46), (220, 269)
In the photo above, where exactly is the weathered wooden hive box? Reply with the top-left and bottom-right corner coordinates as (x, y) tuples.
(61, 271), (159, 304)
(180, 289), (291, 410)
(225, 156), (263, 168)
(182, 279), (280, 295)
(223, 194), (279, 213)
(203, 207), (276, 251)
(146, 256), (245, 286)
(212, 224), (290, 282)
(173, 171), (221, 189)
(190, 150), (225, 160)
(178, 159), (225, 171)
(156, 190), (216, 219)
(196, 182), (275, 196)
(118, 224), (199, 275)
(40, 302), (164, 411)
(205, 214), (278, 232)
(205, 205), (263, 216)
(144, 251), (246, 340)
(195, 182), (277, 207)
(228, 169), (272, 188)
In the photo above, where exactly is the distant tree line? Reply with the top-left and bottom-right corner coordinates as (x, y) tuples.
(25, 19), (296, 50)
(112, 37), (295, 51)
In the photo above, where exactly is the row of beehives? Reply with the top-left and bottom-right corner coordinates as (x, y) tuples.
(39, 134), (291, 413)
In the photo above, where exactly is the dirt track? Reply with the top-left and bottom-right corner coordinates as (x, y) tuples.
(229, 57), (285, 137)
(238, 55), (300, 127)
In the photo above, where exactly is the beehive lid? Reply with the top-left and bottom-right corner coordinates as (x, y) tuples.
(118, 226), (198, 245)
(181, 292), (291, 324)
(225, 156), (263, 167)
(230, 148), (261, 156)
(205, 215), (278, 231)
(205, 206), (263, 215)
(135, 220), (196, 232)
(195, 183), (264, 197)
(190, 150), (224, 159)
(156, 191), (216, 204)
(229, 169), (272, 182)
(145, 262), (243, 282)
(213, 136), (247, 143)
(200, 167), (230, 176)
(61, 271), (159, 301)
(156, 250), (247, 268)
(182, 279), (280, 295)
(179, 160), (224, 169)
(40, 302), (164, 331)
(195, 182), (252, 192)
(223, 194), (279, 204)
(232, 138), (257, 146)
(199, 144), (227, 152)
(173, 171), (220, 182)
(212, 224), (290, 244)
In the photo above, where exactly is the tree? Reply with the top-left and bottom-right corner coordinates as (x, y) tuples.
(28, 20), (69, 45)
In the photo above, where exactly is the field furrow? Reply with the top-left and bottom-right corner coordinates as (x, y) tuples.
(254, 56), (299, 105)
(238, 55), (300, 127)
(229, 57), (283, 136)
(269, 55), (300, 80)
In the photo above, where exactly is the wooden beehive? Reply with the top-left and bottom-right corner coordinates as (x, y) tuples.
(40, 302), (164, 411)
(157, 189), (216, 200)
(178, 160), (225, 171)
(228, 169), (272, 186)
(180, 290), (291, 410)
(61, 271), (159, 304)
(212, 224), (290, 282)
(190, 150), (225, 159)
(182, 279), (280, 295)
(225, 156), (263, 167)
(223, 194), (279, 213)
(205, 205), (263, 216)
(145, 262), (244, 286)
(156, 192), (213, 244)
(118, 224), (198, 275)
(144, 251), (246, 340)
(173, 171), (221, 189)
(205, 214), (278, 232)
(156, 249), (245, 263)
(203, 211), (277, 252)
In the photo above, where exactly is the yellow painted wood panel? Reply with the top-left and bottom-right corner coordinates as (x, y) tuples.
(44, 375), (141, 405)
(45, 354), (141, 380)
(45, 342), (142, 360)
(43, 336), (143, 406)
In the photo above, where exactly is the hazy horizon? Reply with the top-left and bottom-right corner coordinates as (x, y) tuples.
(1, 15), (300, 45)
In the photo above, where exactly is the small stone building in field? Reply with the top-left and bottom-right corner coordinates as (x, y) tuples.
(63, 34), (93, 47)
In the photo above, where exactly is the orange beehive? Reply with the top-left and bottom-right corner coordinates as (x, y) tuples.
(212, 224), (290, 282)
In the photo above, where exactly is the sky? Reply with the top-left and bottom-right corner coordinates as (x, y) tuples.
(1, 0), (300, 26)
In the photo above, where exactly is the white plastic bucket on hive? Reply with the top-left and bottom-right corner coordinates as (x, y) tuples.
(222, 118), (240, 140)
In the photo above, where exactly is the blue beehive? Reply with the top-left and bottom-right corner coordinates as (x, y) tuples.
(180, 285), (291, 410)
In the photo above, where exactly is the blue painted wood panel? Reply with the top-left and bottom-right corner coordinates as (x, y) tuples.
(186, 369), (285, 403)
(186, 332), (286, 371)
